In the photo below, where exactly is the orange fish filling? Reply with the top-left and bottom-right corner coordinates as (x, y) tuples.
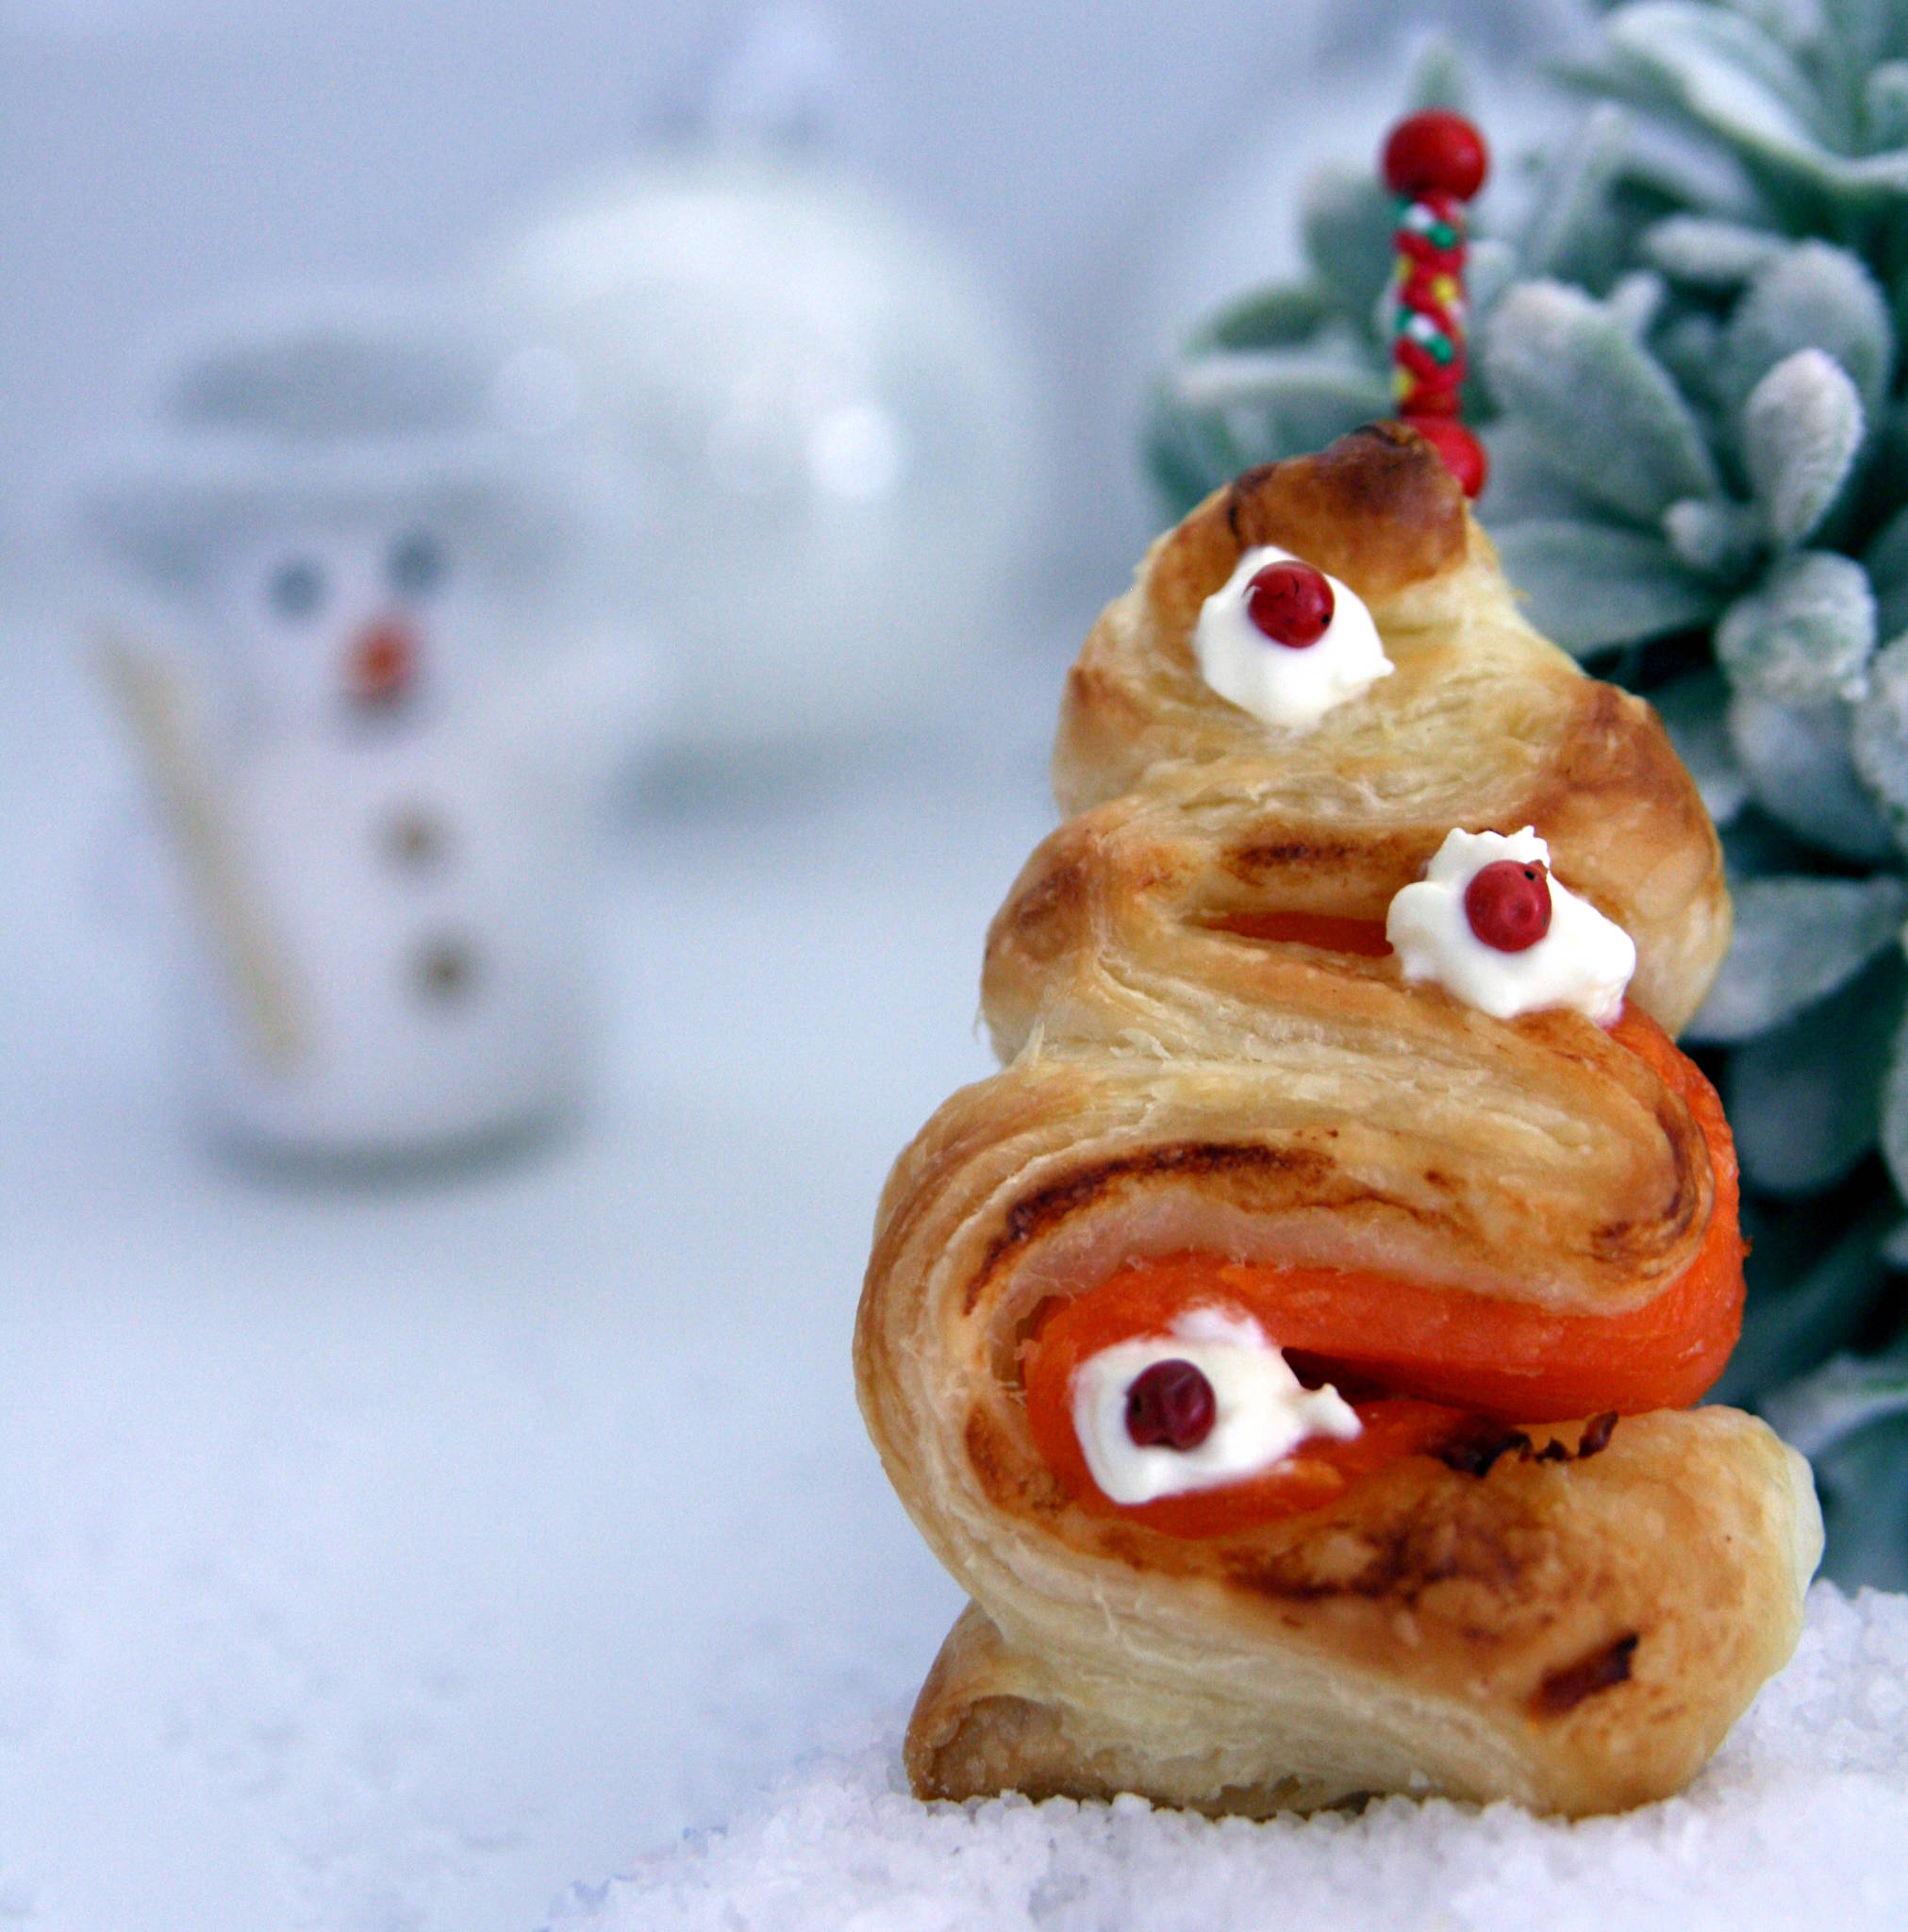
(1022, 1005), (1744, 1538)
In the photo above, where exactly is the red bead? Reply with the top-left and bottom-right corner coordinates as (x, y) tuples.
(1125, 1359), (1218, 1451)
(1382, 111), (1488, 201)
(1402, 415), (1488, 498)
(1243, 559), (1335, 648)
(1464, 859), (1552, 953)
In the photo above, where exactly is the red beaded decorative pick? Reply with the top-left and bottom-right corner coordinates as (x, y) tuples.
(1464, 859), (1552, 953)
(1244, 559), (1335, 648)
(1125, 1359), (1218, 1451)
(1381, 109), (1489, 499)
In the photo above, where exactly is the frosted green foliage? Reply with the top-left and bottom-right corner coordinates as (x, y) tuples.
(1767, 1353), (1908, 1463)
(1728, 686), (1898, 857)
(1479, 421), (1607, 522)
(1866, 60), (1908, 147)
(1665, 495), (1768, 575)
(1652, 666), (1751, 819)
(1763, 1350), (1908, 1589)
(1850, 633), (1908, 840)
(1147, 3), (1908, 1581)
(1588, 1), (1908, 197)
(1721, 243), (1894, 415)
(1299, 169), (1397, 346)
(1887, 992), (1908, 1196)
(1148, 357), (1390, 510)
(1652, 311), (1732, 416)
(1685, 874), (1908, 1039)
(1518, 104), (1634, 289)
(1641, 213), (1786, 286)
(1603, 269), (1669, 339)
(1867, 500), (1908, 635)
(1184, 283), (1335, 355)
(1728, 955), (1905, 1192)
(1493, 520), (1721, 651)
(1742, 350), (1866, 545)
(1465, 236), (1521, 319)
(1482, 281), (1720, 519)
(1716, 549), (1876, 703)
(1867, 500), (1908, 591)
(1710, 1199), (1898, 1408)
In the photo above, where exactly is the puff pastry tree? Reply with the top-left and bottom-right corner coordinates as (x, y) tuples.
(857, 428), (1819, 1820)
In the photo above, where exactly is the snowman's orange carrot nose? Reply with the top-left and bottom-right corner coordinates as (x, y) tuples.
(346, 619), (419, 708)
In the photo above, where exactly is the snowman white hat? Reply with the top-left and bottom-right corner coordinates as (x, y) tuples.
(76, 287), (572, 597)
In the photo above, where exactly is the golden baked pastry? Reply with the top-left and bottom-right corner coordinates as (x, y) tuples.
(854, 425), (1821, 1820)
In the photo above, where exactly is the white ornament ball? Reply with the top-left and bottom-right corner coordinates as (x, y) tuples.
(479, 152), (1041, 761)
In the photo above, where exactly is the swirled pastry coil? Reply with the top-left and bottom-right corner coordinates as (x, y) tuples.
(854, 426), (1821, 1820)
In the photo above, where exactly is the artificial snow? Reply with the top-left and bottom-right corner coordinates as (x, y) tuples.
(571, 1585), (1908, 1932)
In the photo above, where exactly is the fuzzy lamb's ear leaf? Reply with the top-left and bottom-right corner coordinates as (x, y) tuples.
(1593, 2), (1908, 201)
(1482, 280), (1721, 522)
(1865, 59), (1908, 151)
(1466, 239), (1520, 325)
(1709, 1197), (1898, 1408)
(1885, 987), (1908, 1201)
(1641, 214), (1785, 288)
(1184, 282), (1336, 354)
(1850, 634), (1908, 849)
(1596, 3), (1827, 144)
(1716, 549), (1877, 703)
(1727, 685), (1900, 858)
(1652, 311), (1732, 418)
(1518, 103), (1633, 292)
(1758, 1347), (1908, 1591)
(1726, 952), (1907, 1194)
(1828, 0), (1903, 75)
(1663, 496), (1766, 576)
(1404, 35), (1471, 113)
(1764, 1353), (1908, 1463)
(1760, 1346), (1908, 1592)
(1742, 348), (1867, 547)
(1604, 270), (1668, 339)
(1585, 0), (1908, 204)
(1301, 166), (1398, 342)
(1478, 422), (1607, 523)
(1651, 666), (1750, 821)
(1146, 356), (1395, 503)
(1864, 499), (1908, 591)
(1492, 520), (1722, 654)
(1720, 0), (1831, 58)
(1684, 873), (1908, 1042)
(1724, 242), (1896, 417)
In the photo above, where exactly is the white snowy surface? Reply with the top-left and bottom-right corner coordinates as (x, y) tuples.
(4, 579), (1907, 1931)
(0, 581), (1047, 1931)
(577, 1585), (1908, 1932)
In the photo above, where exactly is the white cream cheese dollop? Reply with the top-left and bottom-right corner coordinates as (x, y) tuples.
(1070, 1307), (1362, 1506)
(1193, 544), (1392, 731)
(1385, 826), (1636, 1024)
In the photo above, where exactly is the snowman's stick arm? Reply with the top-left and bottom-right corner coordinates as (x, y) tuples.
(99, 636), (306, 1071)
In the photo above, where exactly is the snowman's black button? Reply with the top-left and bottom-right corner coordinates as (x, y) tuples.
(412, 935), (479, 1004)
(381, 806), (451, 875)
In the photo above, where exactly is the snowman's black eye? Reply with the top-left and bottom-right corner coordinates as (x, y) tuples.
(389, 532), (448, 600)
(267, 557), (324, 622)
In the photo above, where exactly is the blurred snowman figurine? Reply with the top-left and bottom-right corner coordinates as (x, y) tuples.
(78, 295), (650, 1170)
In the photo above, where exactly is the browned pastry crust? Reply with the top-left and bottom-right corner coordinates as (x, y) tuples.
(904, 1411), (1816, 1818)
(1046, 424), (1729, 1035)
(854, 425), (1819, 1821)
